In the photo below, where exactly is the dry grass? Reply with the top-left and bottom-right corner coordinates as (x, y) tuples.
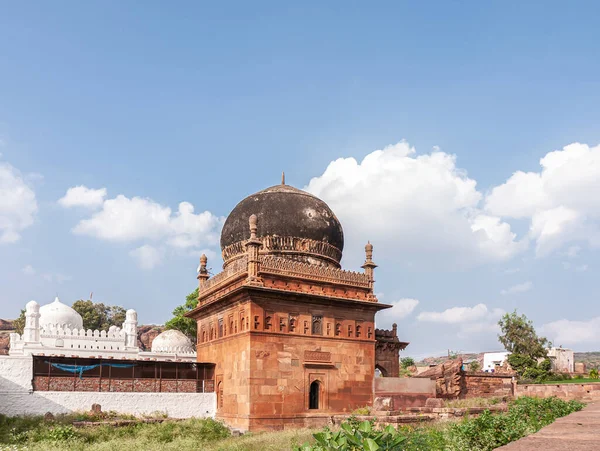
(204, 429), (316, 451)
(443, 397), (504, 408)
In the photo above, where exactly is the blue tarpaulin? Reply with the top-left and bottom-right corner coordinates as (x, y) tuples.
(48, 362), (135, 379)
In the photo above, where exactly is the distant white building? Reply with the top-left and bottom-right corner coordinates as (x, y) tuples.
(482, 351), (510, 372)
(1, 297), (215, 419)
(547, 347), (574, 373)
(9, 297), (196, 361)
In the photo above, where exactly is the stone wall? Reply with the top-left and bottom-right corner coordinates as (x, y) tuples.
(462, 373), (514, 399)
(0, 355), (215, 418)
(32, 376), (201, 393)
(516, 382), (600, 402)
(0, 392), (216, 418)
(373, 376), (436, 411)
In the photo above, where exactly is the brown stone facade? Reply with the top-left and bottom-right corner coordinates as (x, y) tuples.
(188, 186), (391, 431)
(375, 324), (409, 377)
(193, 287), (383, 431)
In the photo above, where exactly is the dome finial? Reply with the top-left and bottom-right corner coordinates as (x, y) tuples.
(281, 171), (285, 185)
(249, 214), (258, 239)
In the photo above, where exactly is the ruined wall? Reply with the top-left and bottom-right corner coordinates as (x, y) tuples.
(516, 382), (600, 402)
(373, 377), (436, 411)
(462, 373), (514, 399)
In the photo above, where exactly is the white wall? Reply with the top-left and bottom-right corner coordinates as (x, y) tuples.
(0, 392), (216, 418)
(0, 355), (33, 392)
(483, 352), (510, 372)
(0, 355), (216, 419)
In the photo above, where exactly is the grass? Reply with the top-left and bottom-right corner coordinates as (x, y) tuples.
(443, 397), (504, 408)
(0, 397), (585, 451)
(520, 377), (600, 384)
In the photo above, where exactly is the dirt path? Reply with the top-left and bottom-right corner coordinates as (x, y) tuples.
(497, 402), (600, 450)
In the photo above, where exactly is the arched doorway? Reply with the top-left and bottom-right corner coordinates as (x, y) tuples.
(375, 364), (388, 377)
(309, 380), (321, 409)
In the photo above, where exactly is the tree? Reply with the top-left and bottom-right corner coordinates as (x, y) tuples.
(164, 288), (198, 343)
(400, 357), (415, 369)
(498, 310), (551, 379)
(13, 309), (26, 335)
(469, 361), (481, 372)
(72, 300), (128, 331)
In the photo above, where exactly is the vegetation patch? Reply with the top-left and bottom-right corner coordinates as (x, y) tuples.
(295, 396), (584, 451)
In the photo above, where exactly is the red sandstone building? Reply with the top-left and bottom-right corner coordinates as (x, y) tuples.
(187, 179), (393, 431)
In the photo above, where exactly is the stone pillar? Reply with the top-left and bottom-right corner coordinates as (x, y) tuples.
(123, 309), (138, 349)
(245, 214), (263, 286)
(23, 300), (41, 343)
(197, 253), (209, 289)
(361, 241), (378, 300)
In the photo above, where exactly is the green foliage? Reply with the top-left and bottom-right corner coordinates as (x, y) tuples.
(164, 288), (199, 343)
(294, 397), (584, 451)
(590, 368), (599, 379)
(0, 413), (230, 449)
(71, 300), (127, 331)
(498, 310), (550, 358)
(400, 357), (415, 369)
(295, 417), (406, 451)
(469, 361), (481, 372)
(499, 310), (552, 380)
(12, 309), (26, 334)
(446, 396), (584, 451)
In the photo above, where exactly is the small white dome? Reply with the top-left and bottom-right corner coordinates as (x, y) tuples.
(151, 329), (194, 354)
(39, 297), (83, 329)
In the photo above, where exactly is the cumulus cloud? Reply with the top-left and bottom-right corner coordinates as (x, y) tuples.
(387, 298), (419, 321)
(0, 160), (37, 243)
(418, 303), (491, 323)
(61, 187), (223, 269)
(305, 141), (526, 267)
(129, 245), (162, 270)
(67, 191), (222, 250)
(540, 317), (600, 346)
(486, 142), (600, 256)
(500, 281), (533, 295)
(58, 186), (107, 209)
(417, 303), (504, 337)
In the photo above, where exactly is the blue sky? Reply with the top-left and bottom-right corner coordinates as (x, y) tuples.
(1, 2), (600, 358)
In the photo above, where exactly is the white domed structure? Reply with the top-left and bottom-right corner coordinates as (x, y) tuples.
(39, 297), (83, 329)
(151, 329), (194, 354)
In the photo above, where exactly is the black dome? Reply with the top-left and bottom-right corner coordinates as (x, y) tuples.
(220, 184), (344, 266)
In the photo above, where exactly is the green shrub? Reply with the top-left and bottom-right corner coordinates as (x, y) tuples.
(295, 397), (584, 451)
(590, 368), (599, 379)
(294, 417), (406, 451)
(400, 357), (415, 369)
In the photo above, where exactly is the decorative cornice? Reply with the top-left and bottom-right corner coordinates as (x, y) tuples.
(222, 236), (342, 268)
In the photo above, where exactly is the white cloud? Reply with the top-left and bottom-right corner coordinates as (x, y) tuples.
(41, 273), (72, 284)
(541, 317), (600, 346)
(504, 267), (521, 274)
(417, 303), (504, 338)
(58, 186), (107, 209)
(22, 265), (36, 276)
(68, 192), (222, 251)
(129, 245), (162, 270)
(0, 160), (37, 243)
(500, 281), (533, 295)
(486, 142), (600, 256)
(387, 298), (419, 321)
(418, 303), (492, 323)
(305, 141), (526, 267)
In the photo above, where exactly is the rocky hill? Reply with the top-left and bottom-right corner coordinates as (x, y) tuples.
(418, 351), (600, 369)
